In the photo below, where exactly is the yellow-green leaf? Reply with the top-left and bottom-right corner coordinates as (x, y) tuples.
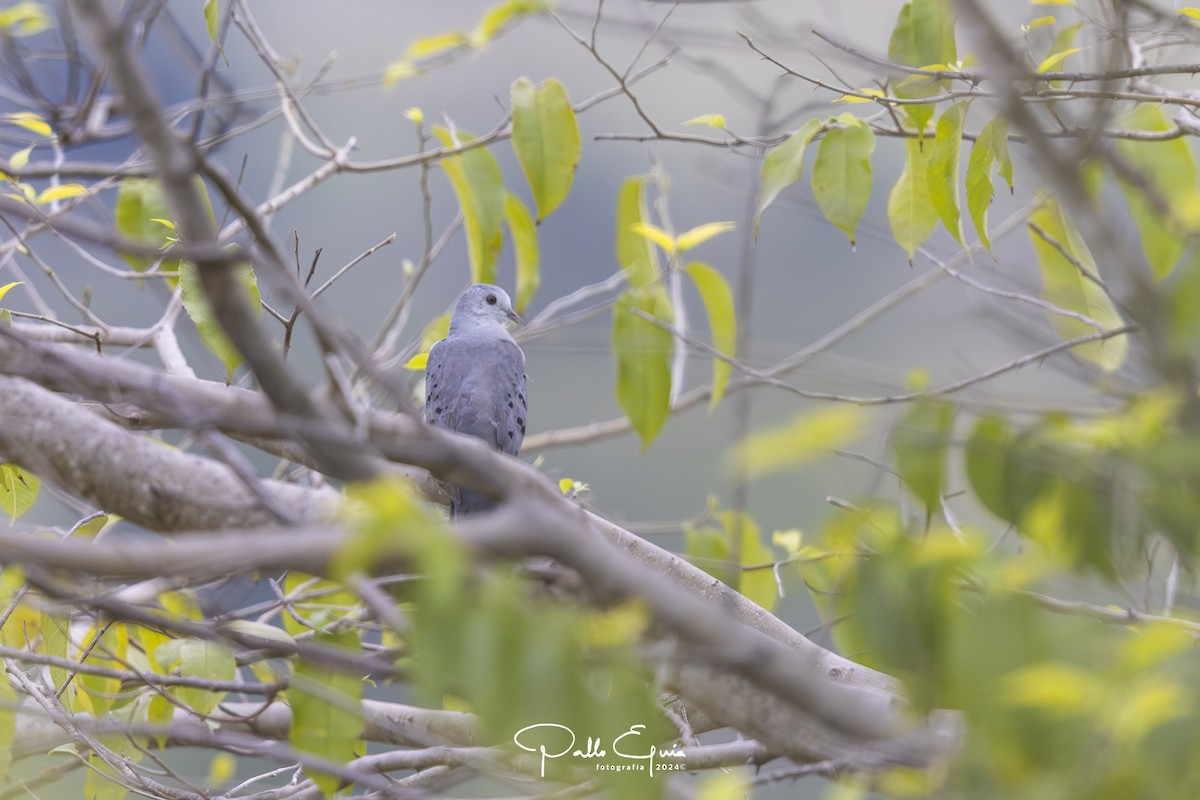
(4, 111), (50, 137)
(504, 192), (539, 313)
(203, 0), (219, 42)
(1037, 45), (1085, 72)
(0, 653), (12, 779)
(0, 2), (52, 37)
(114, 177), (185, 274)
(893, 399), (955, 511)
(433, 127), (505, 284)
(34, 183), (87, 205)
(755, 118), (821, 232)
(383, 60), (418, 85)
(0, 464), (38, 522)
(1001, 661), (1100, 715)
(403, 352), (429, 370)
(613, 287), (673, 450)
(887, 0), (957, 132)
(927, 101), (967, 244)
(1116, 104), (1198, 280)
(631, 221), (677, 254)
(472, 0), (550, 46)
(685, 262), (737, 411)
(0, 282), (22, 304)
(1181, 7), (1200, 20)
(1031, 0), (1074, 5)
(832, 88), (887, 104)
(732, 405), (867, 479)
(888, 137), (938, 260)
(290, 628), (366, 796)
(966, 116), (1009, 252)
(180, 258), (261, 382)
(812, 114), (875, 247)
(1028, 196), (1128, 370)
(676, 221), (736, 252)
(9, 145), (32, 170)
(510, 77), (580, 221)
(615, 176), (660, 288)
(1025, 15), (1057, 30)
(405, 31), (468, 60)
(684, 113), (727, 127)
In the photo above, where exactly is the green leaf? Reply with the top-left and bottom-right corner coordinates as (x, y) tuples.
(40, 612), (69, 696)
(433, 127), (505, 284)
(965, 116), (1009, 252)
(965, 415), (1015, 520)
(1116, 104), (1199, 280)
(927, 101), (967, 244)
(0, 464), (38, 522)
(114, 178), (177, 273)
(0, 282), (20, 304)
(685, 262), (737, 411)
(510, 77), (580, 221)
(1028, 197), (1128, 371)
(290, 627), (365, 796)
(176, 639), (235, 715)
(614, 176), (660, 289)
(732, 405), (868, 479)
(812, 114), (875, 247)
(893, 400), (955, 511)
(755, 118), (821, 232)
(888, 137), (939, 260)
(179, 258), (261, 382)
(504, 193), (539, 314)
(612, 287), (673, 450)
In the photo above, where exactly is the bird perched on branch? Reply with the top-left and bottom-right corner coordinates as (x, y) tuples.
(424, 284), (527, 516)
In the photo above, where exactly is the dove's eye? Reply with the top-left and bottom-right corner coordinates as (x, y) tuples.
(486, 294), (497, 305)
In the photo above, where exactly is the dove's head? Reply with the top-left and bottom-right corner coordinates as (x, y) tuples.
(449, 284), (524, 333)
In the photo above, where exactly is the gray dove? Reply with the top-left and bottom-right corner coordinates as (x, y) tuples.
(424, 284), (527, 516)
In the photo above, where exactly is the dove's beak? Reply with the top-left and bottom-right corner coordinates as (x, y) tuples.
(506, 309), (526, 327)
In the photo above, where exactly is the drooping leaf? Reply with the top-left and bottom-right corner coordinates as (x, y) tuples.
(0, 464), (38, 522)
(612, 287), (673, 450)
(888, 137), (939, 260)
(893, 399), (955, 511)
(510, 77), (580, 221)
(504, 193), (539, 313)
(630, 221), (677, 255)
(755, 118), (822, 232)
(0, 282), (20, 304)
(1116, 104), (1199, 280)
(614, 176), (660, 288)
(433, 127), (505, 284)
(179, 258), (261, 382)
(290, 627), (365, 797)
(3, 111), (51, 137)
(812, 114), (875, 247)
(203, 0), (219, 43)
(887, 0), (957, 132)
(732, 405), (868, 479)
(927, 101), (967, 244)
(966, 116), (1009, 252)
(685, 262), (737, 411)
(1028, 197), (1128, 371)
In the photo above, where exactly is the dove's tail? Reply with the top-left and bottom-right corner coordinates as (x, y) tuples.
(450, 486), (499, 517)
